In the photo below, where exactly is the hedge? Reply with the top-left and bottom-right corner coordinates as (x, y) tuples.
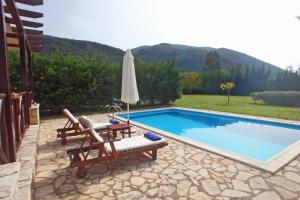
(251, 91), (300, 107)
(8, 52), (182, 115)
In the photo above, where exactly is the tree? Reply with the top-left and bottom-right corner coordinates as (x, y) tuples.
(268, 66), (300, 91)
(182, 72), (201, 94)
(155, 60), (182, 104)
(203, 51), (220, 71)
(135, 60), (182, 105)
(220, 82), (235, 103)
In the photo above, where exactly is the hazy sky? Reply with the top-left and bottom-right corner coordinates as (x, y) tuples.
(37, 0), (300, 68)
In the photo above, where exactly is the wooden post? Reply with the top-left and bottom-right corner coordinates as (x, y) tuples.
(0, 0), (16, 162)
(18, 33), (29, 127)
(26, 47), (33, 126)
(27, 50), (33, 105)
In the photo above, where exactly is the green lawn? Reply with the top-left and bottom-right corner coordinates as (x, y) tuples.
(173, 95), (300, 121)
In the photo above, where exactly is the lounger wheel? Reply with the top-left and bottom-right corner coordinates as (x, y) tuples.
(57, 133), (66, 144)
(77, 167), (87, 178)
(73, 156), (81, 163)
(71, 153), (82, 163)
(61, 135), (67, 145)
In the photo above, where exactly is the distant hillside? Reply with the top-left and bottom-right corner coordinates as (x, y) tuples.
(43, 35), (124, 63)
(43, 35), (282, 73)
(132, 43), (282, 73)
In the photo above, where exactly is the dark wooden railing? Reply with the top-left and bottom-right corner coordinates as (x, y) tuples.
(0, 92), (31, 163)
(0, 94), (10, 164)
(0, 0), (43, 163)
(11, 92), (28, 148)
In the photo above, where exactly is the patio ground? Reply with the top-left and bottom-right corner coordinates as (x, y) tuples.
(34, 113), (300, 200)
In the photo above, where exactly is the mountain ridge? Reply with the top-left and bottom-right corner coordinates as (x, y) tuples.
(43, 35), (124, 63)
(42, 35), (282, 73)
(132, 43), (282, 72)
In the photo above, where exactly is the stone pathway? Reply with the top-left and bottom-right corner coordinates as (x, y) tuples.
(34, 113), (300, 199)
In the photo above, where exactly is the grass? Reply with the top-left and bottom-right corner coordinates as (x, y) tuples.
(41, 95), (300, 122)
(173, 95), (300, 121)
(40, 104), (171, 120)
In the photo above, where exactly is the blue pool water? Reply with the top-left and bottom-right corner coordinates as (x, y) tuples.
(119, 108), (300, 162)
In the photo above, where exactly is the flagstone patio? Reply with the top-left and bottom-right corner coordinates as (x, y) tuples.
(34, 113), (300, 200)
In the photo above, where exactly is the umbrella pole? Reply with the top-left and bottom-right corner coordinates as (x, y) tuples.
(127, 103), (130, 124)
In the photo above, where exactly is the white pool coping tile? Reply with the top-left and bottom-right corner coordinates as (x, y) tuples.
(115, 107), (300, 174)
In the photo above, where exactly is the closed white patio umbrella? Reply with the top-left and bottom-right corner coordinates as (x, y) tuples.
(121, 49), (139, 124)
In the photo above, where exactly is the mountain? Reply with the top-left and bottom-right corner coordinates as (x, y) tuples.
(43, 35), (282, 73)
(43, 35), (124, 63)
(132, 43), (282, 73)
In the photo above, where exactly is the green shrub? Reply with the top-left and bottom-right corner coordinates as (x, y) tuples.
(30, 52), (121, 114)
(136, 60), (182, 105)
(8, 51), (182, 115)
(251, 91), (300, 107)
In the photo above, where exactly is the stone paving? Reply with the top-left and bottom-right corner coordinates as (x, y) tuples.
(34, 113), (300, 200)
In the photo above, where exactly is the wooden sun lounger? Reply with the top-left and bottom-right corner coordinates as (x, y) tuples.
(67, 117), (168, 178)
(56, 109), (111, 145)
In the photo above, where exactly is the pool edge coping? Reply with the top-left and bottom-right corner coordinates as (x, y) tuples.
(115, 106), (300, 174)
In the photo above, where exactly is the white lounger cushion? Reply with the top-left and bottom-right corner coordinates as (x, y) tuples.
(78, 116), (93, 129)
(90, 128), (104, 143)
(63, 109), (79, 124)
(79, 116), (111, 130)
(104, 135), (166, 153)
(63, 109), (86, 131)
(93, 122), (111, 130)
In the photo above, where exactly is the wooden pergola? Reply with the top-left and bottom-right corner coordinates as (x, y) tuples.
(0, 0), (43, 163)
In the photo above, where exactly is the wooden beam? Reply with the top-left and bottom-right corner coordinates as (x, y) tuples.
(5, 0), (43, 56)
(7, 33), (43, 45)
(4, 0), (23, 32)
(30, 45), (43, 49)
(31, 48), (43, 53)
(28, 39), (42, 44)
(6, 17), (43, 28)
(28, 40), (42, 45)
(6, 32), (18, 38)
(29, 47), (43, 52)
(11, 27), (43, 35)
(15, 0), (43, 6)
(28, 34), (43, 40)
(8, 44), (42, 53)
(4, 6), (43, 18)
(30, 44), (43, 49)
(26, 41), (43, 52)
(7, 43), (19, 48)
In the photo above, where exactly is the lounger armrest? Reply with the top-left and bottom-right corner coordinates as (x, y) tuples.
(94, 137), (121, 144)
(108, 132), (115, 139)
(104, 139), (119, 158)
(104, 138), (121, 143)
(57, 127), (75, 132)
(81, 128), (89, 133)
(100, 131), (115, 140)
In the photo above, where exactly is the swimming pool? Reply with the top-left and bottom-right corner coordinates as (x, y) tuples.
(117, 108), (300, 172)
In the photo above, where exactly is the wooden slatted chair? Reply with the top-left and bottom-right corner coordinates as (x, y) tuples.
(67, 116), (168, 178)
(57, 109), (111, 145)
